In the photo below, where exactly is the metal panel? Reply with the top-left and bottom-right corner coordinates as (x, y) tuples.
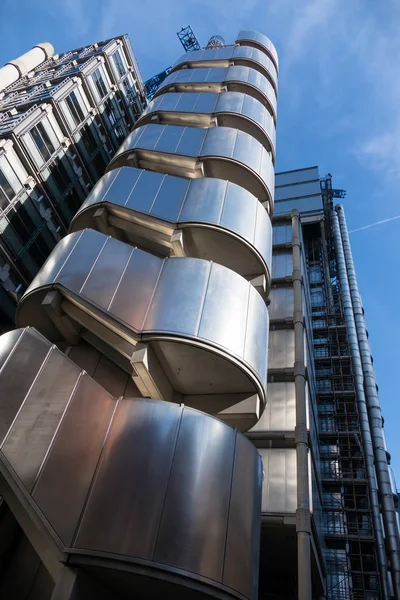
(55, 229), (107, 293)
(244, 285), (269, 385)
(80, 237), (134, 311)
(108, 124), (274, 210)
(236, 30), (279, 70)
(272, 222), (292, 245)
(268, 328), (295, 371)
(274, 196), (323, 215)
(2, 346), (81, 491)
(249, 382), (296, 432)
(124, 169), (165, 212)
(32, 374), (115, 546)
(223, 432), (262, 598)
(268, 286), (294, 321)
(154, 409), (235, 582)
(150, 171), (188, 221)
(110, 247), (163, 332)
(75, 398), (182, 559)
(172, 46), (278, 91)
(272, 250), (293, 279)
(198, 262), (248, 358)
(140, 91), (276, 154)
(0, 328), (24, 371)
(259, 448), (297, 513)
(180, 177), (226, 224)
(18, 231), (268, 406)
(275, 166), (319, 187)
(70, 173), (272, 282)
(0, 328), (51, 442)
(275, 180), (321, 201)
(156, 66), (277, 119)
(144, 258), (210, 336)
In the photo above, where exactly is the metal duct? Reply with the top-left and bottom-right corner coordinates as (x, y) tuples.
(332, 208), (390, 600)
(0, 43), (54, 92)
(291, 209), (312, 600)
(336, 204), (400, 599)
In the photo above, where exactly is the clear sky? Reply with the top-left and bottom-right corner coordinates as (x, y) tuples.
(1, 0), (400, 481)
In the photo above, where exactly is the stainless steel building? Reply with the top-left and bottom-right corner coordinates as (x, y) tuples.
(0, 28), (398, 600)
(0, 37), (145, 330)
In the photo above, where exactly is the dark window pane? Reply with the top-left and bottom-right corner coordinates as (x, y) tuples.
(112, 50), (125, 78)
(30, 122), (55, 162)
(51, 158), (72, 195)
(0, 170), (14, 208)
(92, 68), (108, 99)
(80, 125), (99, 156)
(66, 91), (85, 126)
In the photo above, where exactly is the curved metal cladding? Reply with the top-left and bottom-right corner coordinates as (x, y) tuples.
(17, 229), (269, 430)
(136, 91), (276, 160)
(1, 30), (277, 598)
(0, 327), (262, 600)
(235, 30), (279, 72)
(154, 66), (277, 122)
(106, 124), (275, 213)
(170, 46), (278, 94)
(69, 168), (273, 285)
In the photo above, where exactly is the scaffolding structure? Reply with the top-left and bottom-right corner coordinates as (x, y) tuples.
(303, 177), (382, 600)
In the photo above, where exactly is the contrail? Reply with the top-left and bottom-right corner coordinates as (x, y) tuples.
(349, 214), (400, 233)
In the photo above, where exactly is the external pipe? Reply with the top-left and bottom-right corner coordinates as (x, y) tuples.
(291, 209), (312, 600)
(336, 204), (400, 599)
(0, 43), (54, 92)
(332, 208), (390, 600)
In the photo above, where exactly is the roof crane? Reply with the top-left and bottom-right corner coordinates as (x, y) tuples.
(143, 25), (200, 101)
(177, 26), (201, 52)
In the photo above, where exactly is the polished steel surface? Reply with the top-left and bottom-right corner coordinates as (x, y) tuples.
(137, 91), (276, 157)
(268, 328), (295, 372)
(70, 168), (273, 283)
(32, 374), (116, 545)
(0, 29), (280, 600)
(155, 65), (277, 121)
(268, 286), (294, 321)
(107, 124), (274, 211)
(171, 46), (278, 92)
(17, 229), (269, 415)
(272, 222), (292, 246)
(248, 382), (296, 433)
(0, 334), (262, 600)
(271, 250), (293, 279)
(259, 448), (297, 513)
(235, 31), (278, 71)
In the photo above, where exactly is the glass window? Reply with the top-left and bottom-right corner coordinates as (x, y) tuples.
(92, 67), (108, 99)
(30, 121), (55, 162)
(50, 158), (72, 195)
(104, 98), (125, 143)
(0, 170), (14, 210)
(80, 124), (99, 156)
(65, 90), (85, 127)
(112, 49), (126, 78)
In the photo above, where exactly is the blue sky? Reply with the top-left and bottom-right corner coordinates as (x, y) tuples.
(1, 0), (400, 480)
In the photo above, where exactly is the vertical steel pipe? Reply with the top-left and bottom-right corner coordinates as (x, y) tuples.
(332, 208), (390, 600)
(336, 204), (400, 599)
(291, 209), (312, 600)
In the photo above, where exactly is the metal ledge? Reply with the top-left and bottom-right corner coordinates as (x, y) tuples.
(107, 124), (274, 212)
(154, 66), (277, 122)
(170, 46), (278, 93)
(136, 91), (276, 159)
(235, 31), (279, 72)
(69, 168), (272, 285)
(17, 230), (269, 426)
(0, 329), (262, 600)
